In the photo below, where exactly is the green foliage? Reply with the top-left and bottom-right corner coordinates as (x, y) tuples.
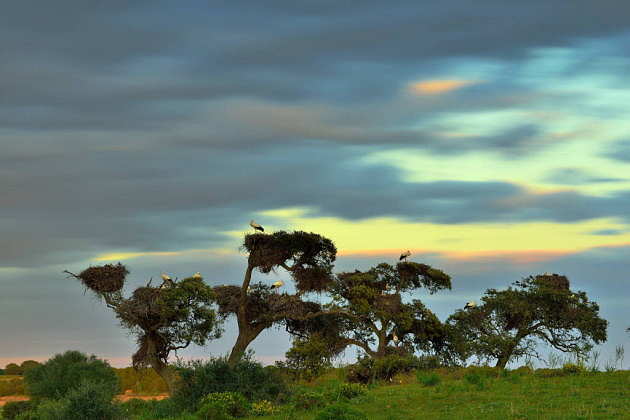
(562, 362), (586, 375)
(114, 367), (169, 394)
(118, 398), (179, 419)
(0, 377), (25, 396)
(347, 354), (417, 383)
(337, 383), (368, 400)
(446, 273), (608, 368)
(196, 392), (250, 418)
(24, 350), (119, 400)
(172, 356), (286, 411)
(290, 388), (327, 410)
(0, 368), (5, 375)
(416, 371), (441, 386)
(59, 380), (121, 420)
(19, 361), (41, 374)
(1, 401), (33, 420)
(250, 400), (277, 416)
(4, 364), (22, 376)
(29, 399), (68, 420)
(282, 335), (334, 380)
(313, 403), (368, 420)
(463, 372), (486, 390)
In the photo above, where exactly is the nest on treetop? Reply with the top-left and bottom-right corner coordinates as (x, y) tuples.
(117, 287), (165, 331)
(535, 273), (570, 291)
(242, 231), (336, 273)
(76, 263), (128, 293)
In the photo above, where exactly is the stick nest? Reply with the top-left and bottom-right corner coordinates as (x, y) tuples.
(76, 263), (128, 293)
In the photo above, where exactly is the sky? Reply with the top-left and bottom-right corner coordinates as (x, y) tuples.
(1, 1), (629, 369)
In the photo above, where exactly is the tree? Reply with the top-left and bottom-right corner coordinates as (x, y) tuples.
(20, 360), (41, 373)
(213, 231), (337, 366)
(65, 263), (222, 393)
(318, 261), (452, 359)
(447, 273), (608, 369)
(4, 363), (22, 375)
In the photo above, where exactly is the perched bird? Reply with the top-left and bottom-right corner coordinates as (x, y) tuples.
(399, 250), (411, 261)
(161, 273), (171, 281)
(249, 220), (264, 232)
(271, 280), (284, 289)
(464, 301), (477, 309)
(192, 272), (202, 279)
(393, 334), (399, 344)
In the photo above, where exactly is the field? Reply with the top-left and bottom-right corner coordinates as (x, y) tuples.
(2, 368), (628, 419)
(246, 369), (630, 420)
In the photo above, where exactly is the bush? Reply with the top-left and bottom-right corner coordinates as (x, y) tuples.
(118, 398), (179, 419)
(314, 403), (368, 420)
(172, 356), (286, 411)
(0, 378), (25, 396)
(562, 363), (586, 375)
(4, 363), (22, 376)
(511, 366), (533, 376)
(251, 400), (277, 416)
(24, 350), (119, 400)
(62, 380), (121, 420)
(337, 383), (368, 400)
(199, 392), (250, 417)
(114, 367), (169, 394)
(535, 368), (566, 378)
(417, 372), (441, 386)
(30, 399), (68, 420)
(1, 401), (33, 420)
(464, 372), (486, 390)
(291, 388), (327, 410)
(347, 354), (417, 383)
(415, 355), (442, 370)
(19, 361), (41, 374)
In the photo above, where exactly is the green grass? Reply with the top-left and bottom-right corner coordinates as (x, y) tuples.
(245, 370), (630, 420)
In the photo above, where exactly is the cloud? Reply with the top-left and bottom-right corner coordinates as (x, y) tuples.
(408, 80), (478, 95)
(544, 167), (625, 184)
(604, 139), (630, 162)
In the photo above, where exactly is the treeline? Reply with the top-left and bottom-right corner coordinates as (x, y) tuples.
(65, 230), (609, 391)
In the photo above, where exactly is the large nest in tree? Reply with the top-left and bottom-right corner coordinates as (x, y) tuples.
(294, 266), (333, 293)
(213, 285), (243, 316)
(535, 273), (570, 291)
(242, 231), (336, 273)
(76, 263), (128, 293)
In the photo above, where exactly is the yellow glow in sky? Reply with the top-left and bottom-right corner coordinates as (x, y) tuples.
(408, 79), (477, 95)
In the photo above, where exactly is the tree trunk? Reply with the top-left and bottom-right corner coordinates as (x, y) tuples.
(495, 354), (511, 369)
(228, 329), (258, 366)
(145, 337), (179, 394)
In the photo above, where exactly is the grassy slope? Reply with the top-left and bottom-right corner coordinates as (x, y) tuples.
(249, 371), (630, 420)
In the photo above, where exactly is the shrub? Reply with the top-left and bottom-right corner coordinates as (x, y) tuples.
(562, 363), (586, 375)
(30, 399), (68, 420)
(24, 350), (119, 400)
(512, 366), (533, 376)
(535, 368), (566, 378)
(115, 367), (169, 394)
(118, 398), (179, 419)
(347, 354), (417, 383)
(415, 355), (442, 370)
(19, 361), (41, 374)
(314, 403), (368, 420)
(251, 400), (277, 416)
(291, 388), (327, 410)
(0, 378), (25, 396)
(172, 356), (286, 411)
(337, 383), (368, 400)
(4, 363), (22, 375)
(463, 372), (486, 390)
(1, 401), (33, 420)
(463, 366), (500, 378)
(61, 380), (121, 420)
(417, 372), (441, 386)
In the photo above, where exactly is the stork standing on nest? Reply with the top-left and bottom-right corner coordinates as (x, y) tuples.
(250, 220), (264, 232)
(192, 272), (202, 279)
(464, 300), (476, 310)
(399, 250), (411, 261)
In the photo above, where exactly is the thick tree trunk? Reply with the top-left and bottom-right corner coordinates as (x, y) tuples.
(145, 338), (179, 394)
(228, 328), (258, 366)
(495, 354), (511, 369)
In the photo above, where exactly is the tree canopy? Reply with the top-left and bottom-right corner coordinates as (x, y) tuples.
(215, 230), (337, 365)
(310, 262), (452, 359)
(446, 273), (608, 368)
(66, 264), (222, 392)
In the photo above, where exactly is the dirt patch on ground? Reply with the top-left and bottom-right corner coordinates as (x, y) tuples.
(0, 394), (169, 407)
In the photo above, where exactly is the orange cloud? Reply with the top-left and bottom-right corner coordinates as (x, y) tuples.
(408, 79), (477, 95)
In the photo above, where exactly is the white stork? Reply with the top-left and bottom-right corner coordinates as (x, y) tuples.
(249, 220), (264, 232)
(393, 334), (399, 345)
(192, 272), (202, 279)
(464, 300), (476, 310)
(399, 250), (411, 261)
(161, 273), (171, 281)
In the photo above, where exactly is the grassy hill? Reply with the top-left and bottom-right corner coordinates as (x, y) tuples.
(244, 368), (630, 420)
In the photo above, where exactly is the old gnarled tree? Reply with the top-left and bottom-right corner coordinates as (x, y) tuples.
(447, 273), (608, 368)
(214, 231), (337, 366)
(66, 264), (222, 392)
